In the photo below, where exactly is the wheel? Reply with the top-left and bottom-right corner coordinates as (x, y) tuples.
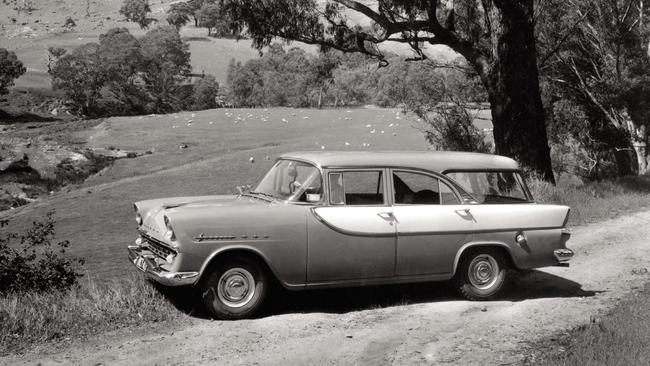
(200, 257), (268, 320)
(454, 248), (508, 301)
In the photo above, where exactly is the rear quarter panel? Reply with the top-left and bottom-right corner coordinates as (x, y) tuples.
(467, 204), (571, 269)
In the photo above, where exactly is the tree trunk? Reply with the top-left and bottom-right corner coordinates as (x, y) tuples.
(633, 142), (649, 175)
(317, 89), (323, 109)
(482, 0), (556, 184)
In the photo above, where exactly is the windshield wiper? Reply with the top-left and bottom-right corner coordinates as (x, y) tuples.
(248, 191), (277, 200)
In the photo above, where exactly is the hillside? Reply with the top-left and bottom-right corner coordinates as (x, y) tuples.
(0, 107), (428, 278)
(0, 0), (455, 91)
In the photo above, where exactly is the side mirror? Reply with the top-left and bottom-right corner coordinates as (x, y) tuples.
(306, 193), (322, 202)
(304, 187), (322, 202)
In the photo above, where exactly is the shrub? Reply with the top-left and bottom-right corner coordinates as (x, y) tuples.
(190, 74), (219, 110)
(417, 101), (492, 153)
(0, 211), (84, 294)
(0, 48), (26, 95)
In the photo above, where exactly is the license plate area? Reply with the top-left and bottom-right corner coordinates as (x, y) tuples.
(134, 256), (148, 272)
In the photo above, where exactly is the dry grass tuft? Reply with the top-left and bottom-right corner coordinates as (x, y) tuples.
(530, 283), (650, 365)
(0, 275), (188, 356)
(527, 175), (650, 225)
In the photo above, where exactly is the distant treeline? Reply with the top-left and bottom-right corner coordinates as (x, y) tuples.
(225, 44), (486, 109)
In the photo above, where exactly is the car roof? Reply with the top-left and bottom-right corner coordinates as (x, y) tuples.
(279, 151), (520, 173)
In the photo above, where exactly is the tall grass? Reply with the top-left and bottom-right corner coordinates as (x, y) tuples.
(0, 275), (188, 356)
(531, 283), (650, 365)
(527, 175), (650, 225)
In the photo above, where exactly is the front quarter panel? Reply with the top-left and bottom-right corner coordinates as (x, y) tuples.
(166, 201), (309, 288)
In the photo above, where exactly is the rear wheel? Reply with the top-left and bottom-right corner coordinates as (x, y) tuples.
(200, 257), (268, 320)
(455, 249), (508, 300)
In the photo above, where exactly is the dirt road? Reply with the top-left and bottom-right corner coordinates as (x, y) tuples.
(4, 209), (650, 365)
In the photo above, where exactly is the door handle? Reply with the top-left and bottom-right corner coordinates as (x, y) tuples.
(377, 212), (395, 220)
(455, 208), (471, 215)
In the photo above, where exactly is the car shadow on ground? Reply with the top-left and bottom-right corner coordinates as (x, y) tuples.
(154, 269), (603, 319)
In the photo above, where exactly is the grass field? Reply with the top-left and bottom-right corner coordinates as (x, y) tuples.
(1, 107), (427, 279)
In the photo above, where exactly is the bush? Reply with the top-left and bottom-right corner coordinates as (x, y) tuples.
(418, 101), (492, 153)
(0, 211), (84, 294)
(190, 74), (219, 110)
(0, 48), (26, 95)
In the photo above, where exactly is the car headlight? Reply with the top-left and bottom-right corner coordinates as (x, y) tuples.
(163, 215), (176, 242)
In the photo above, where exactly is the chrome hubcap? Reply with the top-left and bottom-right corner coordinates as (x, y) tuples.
(468, 255), (499, 290)
(217, 268), (255, 308)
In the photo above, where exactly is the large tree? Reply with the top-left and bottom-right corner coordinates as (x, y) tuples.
(541, 0), (650, 176)
(219, 0), (555, 182)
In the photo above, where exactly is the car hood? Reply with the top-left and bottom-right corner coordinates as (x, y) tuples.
(136, 195), (266, 213)
(135, 195), (270, 239)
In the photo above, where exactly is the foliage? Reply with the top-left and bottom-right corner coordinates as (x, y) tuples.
(119, 0), (153, 29)
(166, 2), (192, 29)
(190, 74), (219, 110)
(226, 44), (327, 107)
(0, 48), (26, 95)
(197, 3), (226, 36)
(215, 0), (556, 182)
(0, 211), (84, 295)
(418, 102), (492, 153)
(540, 0), (650, 177)
(166, 0), (216, 27)
(48, 27), (197, 116)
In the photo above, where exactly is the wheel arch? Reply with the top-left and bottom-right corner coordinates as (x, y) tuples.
(197, 246), (286, 289)
(452, 242), (517, 275)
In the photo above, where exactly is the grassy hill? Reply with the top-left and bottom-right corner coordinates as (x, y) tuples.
(1, 107), (429, 279)
(1, 0), (455, 92)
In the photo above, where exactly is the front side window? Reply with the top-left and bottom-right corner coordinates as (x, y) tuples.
(329, 171), (384, 205)
(393, 171), (460, 205)
(445, 171), (529, 203)
(253, 160), (322, 202)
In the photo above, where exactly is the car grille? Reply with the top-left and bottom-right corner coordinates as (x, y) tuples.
(143, 234), (176, 259)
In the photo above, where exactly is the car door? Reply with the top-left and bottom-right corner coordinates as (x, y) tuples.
(307, 169), (397, 283)
(391, 170), (474, 276)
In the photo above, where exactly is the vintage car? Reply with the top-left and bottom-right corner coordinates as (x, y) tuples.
(129, 151), (573, 319)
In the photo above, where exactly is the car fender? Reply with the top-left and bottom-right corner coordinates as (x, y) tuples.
(452, 241), (518, 275)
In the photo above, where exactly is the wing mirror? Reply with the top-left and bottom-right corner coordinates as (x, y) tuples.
(305, 187), (322, 202)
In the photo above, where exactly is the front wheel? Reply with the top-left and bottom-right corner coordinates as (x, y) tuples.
(200, 257), (268, 320)
(454, 249), (508, 301)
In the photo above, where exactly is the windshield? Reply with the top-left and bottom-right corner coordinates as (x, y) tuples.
(252, 160), (322, 202)
(445, 171), (530, 203)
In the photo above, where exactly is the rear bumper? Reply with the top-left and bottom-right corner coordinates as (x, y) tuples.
(553, 248), (574, 263)
(127, 245), (199, 286)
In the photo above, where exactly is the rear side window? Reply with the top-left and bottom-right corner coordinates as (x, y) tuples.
(329, 171), (384, 205)
(445, 171), (529, 203)
(393, 171), (460, 205)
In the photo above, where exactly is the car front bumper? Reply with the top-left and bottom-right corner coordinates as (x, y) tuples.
(127, 245), (199, 286)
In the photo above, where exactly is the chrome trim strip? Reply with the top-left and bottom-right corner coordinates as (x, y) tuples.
(310, 208), (396, 238)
